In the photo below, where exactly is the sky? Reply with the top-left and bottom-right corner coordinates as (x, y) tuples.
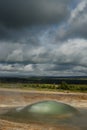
(0, 0), (87, 77)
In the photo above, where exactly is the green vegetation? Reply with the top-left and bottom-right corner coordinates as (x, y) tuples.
(59, 81), (87, 92)
(0, 81), (87, 92)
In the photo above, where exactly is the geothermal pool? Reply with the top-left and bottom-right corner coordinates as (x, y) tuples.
(0, 100), (87, 130)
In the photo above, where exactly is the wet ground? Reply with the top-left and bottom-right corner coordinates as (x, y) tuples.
(0, 88), (87, 130)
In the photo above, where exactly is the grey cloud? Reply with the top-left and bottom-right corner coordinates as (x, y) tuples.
(0, 0), (70, 28)
(0, 25), (41, 43)
(45, 64), (74, 71)
(0, 0), (87, 76)
(0, 42), (24, 62)
(0, 0), (71, 41)
(0, 63), (87, 76)
(60, 0), (87, 40)
(35, 63), (87, 76)
(0, 63), (36, 72)
(66, 15), (87, 39)
(69, 0), (87, 39)
(0, 39), (87, 65)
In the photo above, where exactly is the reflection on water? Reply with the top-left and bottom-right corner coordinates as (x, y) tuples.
(56, 108), (87, 130)
(0, 107), (87, 130)
(26, 108), (87, 130)
(71, 108), (87, 130)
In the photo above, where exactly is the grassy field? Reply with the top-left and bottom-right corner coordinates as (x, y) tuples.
(0, 82), (87, 92)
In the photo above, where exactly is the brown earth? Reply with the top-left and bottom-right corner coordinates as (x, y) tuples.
(0, 88), (87, 130)
(0, 119), (81, 130)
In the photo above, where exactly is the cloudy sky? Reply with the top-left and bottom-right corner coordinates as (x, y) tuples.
(0, 0), (87, 76)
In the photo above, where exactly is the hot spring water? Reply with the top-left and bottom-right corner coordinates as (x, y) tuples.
(1, 100), (87, 130)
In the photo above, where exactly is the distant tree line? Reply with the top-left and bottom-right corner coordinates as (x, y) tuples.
(0, 77), (87, 85)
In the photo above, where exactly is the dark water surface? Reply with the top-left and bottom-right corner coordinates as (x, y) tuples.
(51, 108), (87, 130)
(28, 108), (87, 130)
(0, 107), (87, 130)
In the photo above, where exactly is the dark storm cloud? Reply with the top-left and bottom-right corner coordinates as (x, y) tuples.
(0, 0), (87, 76)
(0, 25), (43, 45)
(0, 0), (70, 28)
(0, 0), (71, 41)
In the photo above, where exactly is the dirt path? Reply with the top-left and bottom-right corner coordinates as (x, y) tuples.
(0, 88), (87, 95)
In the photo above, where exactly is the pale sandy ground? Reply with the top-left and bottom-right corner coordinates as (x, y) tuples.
(0, 88), (87, 130)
